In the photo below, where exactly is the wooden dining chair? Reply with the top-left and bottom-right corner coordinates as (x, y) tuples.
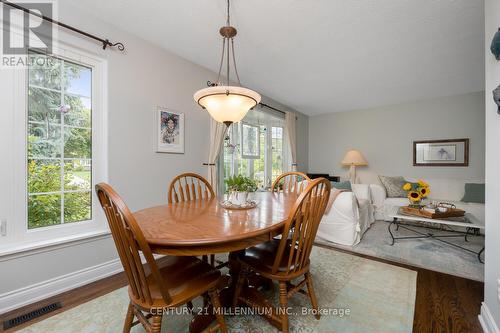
(168, 172), (215, 204)
(168, 172), (217, 266)
(96, 183), (227, 333)
(271, 171), (311, 195)
(271, 172), (311, 242)
(232, 178), (331, 333)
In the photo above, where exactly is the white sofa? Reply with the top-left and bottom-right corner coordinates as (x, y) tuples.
(370, 178), (485, 227)
(316, 184), (375, 246)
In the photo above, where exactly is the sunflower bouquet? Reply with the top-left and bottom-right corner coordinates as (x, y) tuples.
(402, 180), (430, 207)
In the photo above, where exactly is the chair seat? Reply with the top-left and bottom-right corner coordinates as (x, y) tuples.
(239, 240), (309, 277)
(130, 256), (221, 309)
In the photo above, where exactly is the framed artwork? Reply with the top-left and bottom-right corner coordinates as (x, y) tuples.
(156, 107), (184, 154)
(241, 122), (260, 159)
(413, 138), (469, 167)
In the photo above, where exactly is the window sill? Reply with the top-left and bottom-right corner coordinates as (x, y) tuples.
(0, 229), (111, 262)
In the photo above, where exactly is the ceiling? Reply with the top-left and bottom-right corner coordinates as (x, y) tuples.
(64, 0), (484, 116)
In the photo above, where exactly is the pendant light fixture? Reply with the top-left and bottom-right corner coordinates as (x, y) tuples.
(193, 0), (261, 127)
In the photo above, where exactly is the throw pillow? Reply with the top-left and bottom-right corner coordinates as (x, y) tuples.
(331, 180), (352, 191)
(379, 175), (407, 198)
(461, 183), (485, 203)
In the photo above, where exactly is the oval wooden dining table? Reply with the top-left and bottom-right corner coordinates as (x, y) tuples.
(134, 191), (298, 256)
(133, 191), (299, 332)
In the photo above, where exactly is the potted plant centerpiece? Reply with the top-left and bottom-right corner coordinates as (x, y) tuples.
(225, 175), (258, 206)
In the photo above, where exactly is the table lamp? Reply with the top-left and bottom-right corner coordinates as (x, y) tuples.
(342, 150), (368, 183)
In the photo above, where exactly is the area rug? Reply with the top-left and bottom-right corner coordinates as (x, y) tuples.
(18, 247), (417, 333)
(317, 220), (484, 282)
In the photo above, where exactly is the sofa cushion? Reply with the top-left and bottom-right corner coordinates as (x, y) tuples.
(461, 183), (485, 203)
(379, 176), (407, 198)
(384, 197), (410, 206)
(331, 180), (352, 191)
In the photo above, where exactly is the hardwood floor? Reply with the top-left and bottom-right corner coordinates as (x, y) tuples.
(413, 266), (483, 333)
(0, 273), (129, 333)
(0, 247), (484, 333)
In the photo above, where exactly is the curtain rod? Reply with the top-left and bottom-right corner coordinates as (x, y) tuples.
(259, 102), (286, 115)
(0, 0), (125, 51)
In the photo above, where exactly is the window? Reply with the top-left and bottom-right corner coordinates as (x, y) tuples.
(241, 123), (260, 159)
(222, 110), (287, 191)
(0, 43), (107, 250)
(27, 52), (92, 229)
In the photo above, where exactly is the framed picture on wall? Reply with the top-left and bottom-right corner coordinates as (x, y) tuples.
(413, 138), (469, 166)
(156, 107), (185, 154)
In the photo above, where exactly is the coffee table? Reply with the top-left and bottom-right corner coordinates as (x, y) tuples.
(387, 206), (485, 263)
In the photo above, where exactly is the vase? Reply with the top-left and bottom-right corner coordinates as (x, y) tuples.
(229, 191), (249, 206)
(409, 200), (423, 209)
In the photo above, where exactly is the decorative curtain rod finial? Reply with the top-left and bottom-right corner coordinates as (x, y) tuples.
(102, 39), (125, 51)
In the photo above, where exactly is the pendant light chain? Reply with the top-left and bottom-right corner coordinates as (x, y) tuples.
(231, 38), (242, 86)
(227, 30), (230, 86)
(216, 38), (226, 85)
(226, 0), (231, 86)
(213, 0), (242, 87)
(226, 0), (241, 85)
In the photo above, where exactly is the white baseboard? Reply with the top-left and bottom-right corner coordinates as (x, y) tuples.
(0, 258), (123, 315)
(479, 302), (500, 333)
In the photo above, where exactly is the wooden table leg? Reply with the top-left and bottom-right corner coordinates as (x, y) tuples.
(188, 249), (278, 333)
(189, 251), (244, 333)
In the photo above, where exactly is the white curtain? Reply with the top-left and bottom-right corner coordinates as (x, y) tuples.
(207, 118), (227, 194)
(285, 111), (297, 171)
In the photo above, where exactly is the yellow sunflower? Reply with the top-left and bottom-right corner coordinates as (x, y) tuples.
(419, 186), (430, 198)
(403, 183), (412, 191)
(408, 191), (422, 202)
(417, 179), (429, 188)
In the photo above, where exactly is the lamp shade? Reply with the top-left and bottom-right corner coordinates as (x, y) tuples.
(341, 150), (368, 166)
(194, 85), (261, 124)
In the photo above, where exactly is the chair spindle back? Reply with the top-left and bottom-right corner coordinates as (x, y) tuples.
(271, 172), (311, 195)
(168, 173), (215, 204)
(96, 183), (172, 305)
(272, 178), (331, 275)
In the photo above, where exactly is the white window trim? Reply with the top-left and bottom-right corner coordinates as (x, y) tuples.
(0, 26), (109, 254)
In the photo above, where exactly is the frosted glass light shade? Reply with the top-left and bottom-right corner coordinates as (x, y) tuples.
(341, 150), (368, 166)
(194, 85), (261, 123)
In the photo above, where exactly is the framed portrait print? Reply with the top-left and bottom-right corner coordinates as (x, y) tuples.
(240, 122), (260, 159)
(156, 107), (184, 154)
(413, 138), (469, 167)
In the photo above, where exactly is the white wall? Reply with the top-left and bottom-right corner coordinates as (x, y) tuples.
(296, 111), (309, 173)
(308, 92), (485, 184)
(480, 1), (500, 331)
(0, 3), (308, 313)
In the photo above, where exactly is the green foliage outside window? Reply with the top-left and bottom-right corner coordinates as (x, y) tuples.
(27, 160), (91, 228)
(27, 52), (92, 229)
